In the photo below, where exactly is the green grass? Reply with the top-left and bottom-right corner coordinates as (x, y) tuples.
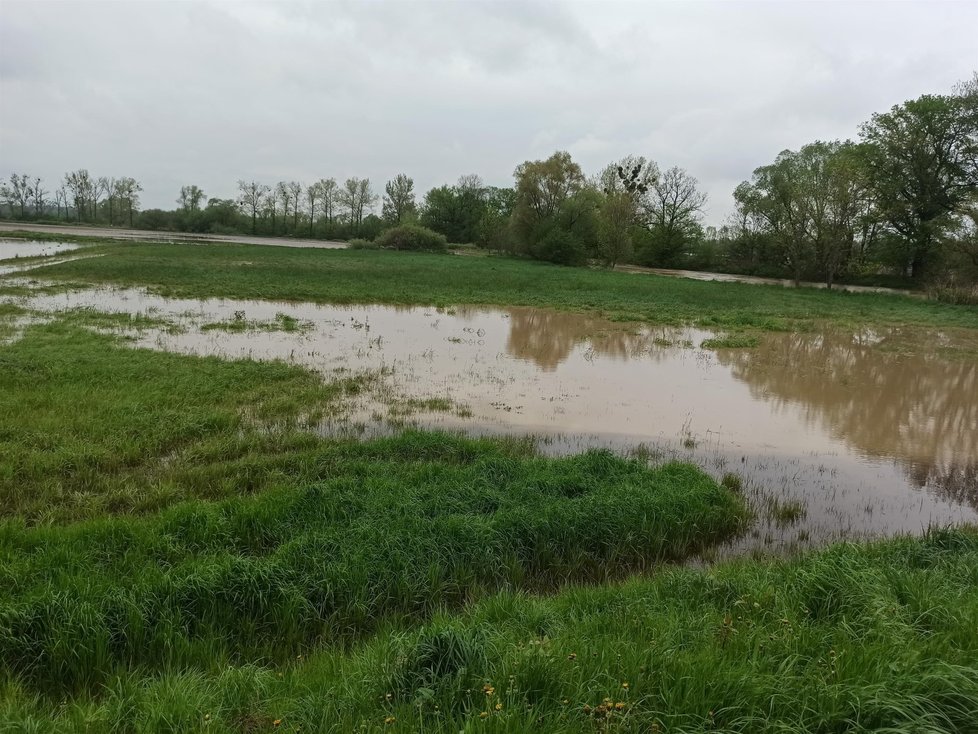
(3, 528), (976, 732)
(23, 242), (978, 332)
(700, 333), (760, 349)
(0, 322), (364, 522)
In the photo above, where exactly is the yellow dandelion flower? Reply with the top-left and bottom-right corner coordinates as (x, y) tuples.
(494, 703), (502, 711)
(273, 720), (282, 728)
(621, 682), (629, 689)
(384, 716), (396, 725)
(479, 712), (489, 719)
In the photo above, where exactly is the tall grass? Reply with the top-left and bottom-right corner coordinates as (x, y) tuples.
(3, 529), (976, 732)
(0, 431), (744, 695)
(25, 241), (978, 332)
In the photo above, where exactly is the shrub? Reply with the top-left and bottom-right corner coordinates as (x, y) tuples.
(375, 224), (448, 252)
(348, 238), (378, 250)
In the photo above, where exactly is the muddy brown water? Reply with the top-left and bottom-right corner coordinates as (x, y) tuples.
(5, 282), (977, 558)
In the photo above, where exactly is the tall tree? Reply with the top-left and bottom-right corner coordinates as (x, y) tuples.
(30, 176), (46, 217)
(859, 93), (978, 279)
(275, 182), (291, 234)
(116, 177), (142, 227)
(339, 177), (377, 232)
(641, 166), (707, 267)
(177, 185), (206, 213)
(288, 181), (303, 232)
(3, 174), (31, 218)
(382, 174), (417, 224)
(735, 151), (815, 285)
(306, 182), (321, 235)
(93, 177), (110, 223)
(64, 170), (93, 222)
(237, 180), (269, 234)
(597, 191), (635, 268)
(319, 178), (338, 225)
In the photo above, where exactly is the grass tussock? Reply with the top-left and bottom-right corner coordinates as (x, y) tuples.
(201, 310), (313, 333)
(3, 529), (976, 732)
(700, 333), (761, 350)
(0, 432), (744, 696)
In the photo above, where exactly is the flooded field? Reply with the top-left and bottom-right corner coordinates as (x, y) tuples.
(5, 278), (977, 558)
(0, 239), (81, 261)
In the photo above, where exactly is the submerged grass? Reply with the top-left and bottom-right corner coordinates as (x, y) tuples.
(26, 242), (978, 333)
(201, 311), (313, 333)
(3, 528), (976, 732)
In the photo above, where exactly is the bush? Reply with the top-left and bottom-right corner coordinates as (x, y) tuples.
(375, 224), (448, 252)
(348, 238), (378, 250)
(531, 228), (587, 266)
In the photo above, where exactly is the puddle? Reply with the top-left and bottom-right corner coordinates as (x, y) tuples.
(5, 281), (978, 557)
(0, 239), (81, 262)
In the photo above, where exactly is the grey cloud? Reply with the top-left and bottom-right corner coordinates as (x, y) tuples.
(1, 0), (975, 225)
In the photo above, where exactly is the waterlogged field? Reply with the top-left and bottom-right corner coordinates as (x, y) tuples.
(1, 238), (977, 732)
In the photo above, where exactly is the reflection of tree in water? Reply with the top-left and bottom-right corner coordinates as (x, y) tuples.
(905, 461), (978, 511)
(715, 329), (978, 509)
(504, 308), (675, 371)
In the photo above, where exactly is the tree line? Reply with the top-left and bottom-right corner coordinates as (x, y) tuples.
(2, 74), (975, 289)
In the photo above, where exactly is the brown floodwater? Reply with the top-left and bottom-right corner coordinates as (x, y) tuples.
(6, 281), (978, 557)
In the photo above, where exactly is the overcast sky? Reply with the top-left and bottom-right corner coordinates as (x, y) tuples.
(1, 0), (975, 225)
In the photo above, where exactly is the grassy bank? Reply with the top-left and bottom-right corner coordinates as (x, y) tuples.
(21, 241), (978, 332)
(3, 528), (976, 732)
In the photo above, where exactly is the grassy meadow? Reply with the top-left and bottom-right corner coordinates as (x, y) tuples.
(18, 238), (978, 332)
(1, 239), (977, 732)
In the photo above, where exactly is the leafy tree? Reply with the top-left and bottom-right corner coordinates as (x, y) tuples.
(420, 183), (485, 243)
(512, 151), (596, 264)
(382, 174), (417, 224)
(859, 93), (978, 279)
(735, 152), (816, 284)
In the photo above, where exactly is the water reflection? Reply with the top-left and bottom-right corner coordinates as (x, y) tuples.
(710, 330), (978, 510)
(505, 308), (660, 370)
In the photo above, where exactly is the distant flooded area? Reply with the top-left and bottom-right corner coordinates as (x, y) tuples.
(0, 239), (81, 261)
(6, 280), (977, 557)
